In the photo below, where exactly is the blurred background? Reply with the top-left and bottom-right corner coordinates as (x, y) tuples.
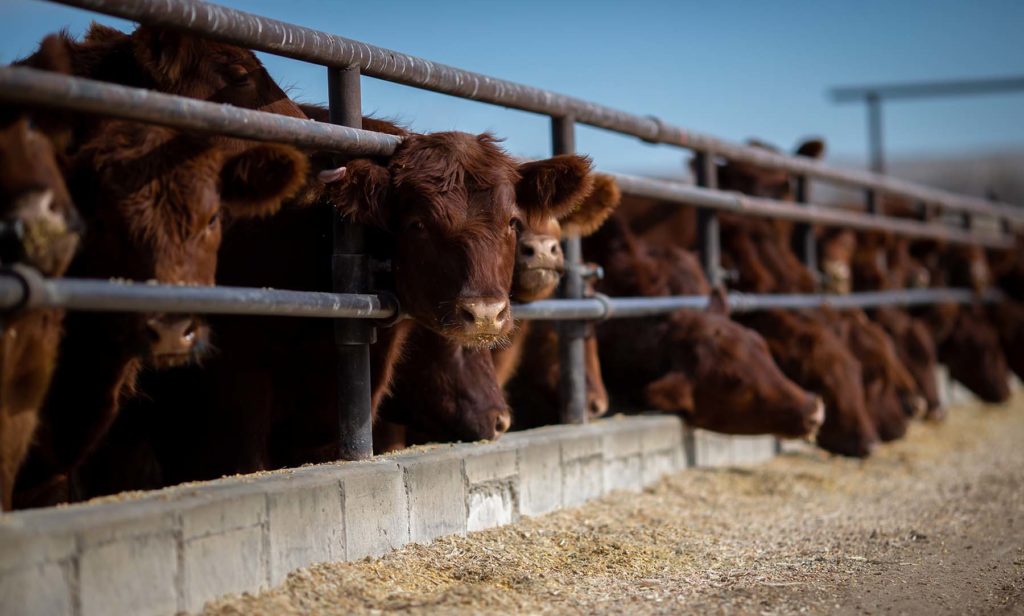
(3, 0), (1022, 201)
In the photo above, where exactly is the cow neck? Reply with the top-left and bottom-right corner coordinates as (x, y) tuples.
(369, 318), (416, 413)
(35, 311), (141, 474)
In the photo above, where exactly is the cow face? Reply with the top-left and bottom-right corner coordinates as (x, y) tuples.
(874, 308), (943, 421)
(819, 228), (856, 294)
(743, 311), (879, 457)
(990, 301), (1024, 383)
(381, 327), (511, 443)
(936, 306), (1010, 403)
(1, 35), (81, 276)
(645, 298), (824, 439)
(512, 173), (621, 302)
(69, 122), (307, 367)
(329, 135), (592, 348)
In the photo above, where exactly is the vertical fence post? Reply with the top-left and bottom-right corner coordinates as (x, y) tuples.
(865, 189), (879, 215)
(693, 151), (721, 286)
(793, 174), (818, 274)
(553, 115), (586, 425)
(328, 65), (374, 459)
(866, 92), (885, 174)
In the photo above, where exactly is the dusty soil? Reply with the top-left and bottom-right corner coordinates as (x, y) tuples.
(201, 395), (1024, 616)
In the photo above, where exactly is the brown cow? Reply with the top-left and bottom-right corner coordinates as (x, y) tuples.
(0, 37), (83, 510)
(73, 117), (596, 494)
(584, 214), (825, 439)
(13, 120), (309, 507)
(990, 300), (1024, 383)
(377, 173), (619, 447)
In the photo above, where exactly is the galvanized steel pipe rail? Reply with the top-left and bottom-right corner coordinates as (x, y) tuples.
(0, 271), (997, 321)
(46, 0), (1024, 226)
(0, 67), (1005, 248)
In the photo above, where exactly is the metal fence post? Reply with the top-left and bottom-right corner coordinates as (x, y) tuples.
(693, 152), (721, 286)
(866, 92), (885, 174)
(553, 115), (586, 425)
(793, 174), (818, 273)
(328, 65), (374, 459)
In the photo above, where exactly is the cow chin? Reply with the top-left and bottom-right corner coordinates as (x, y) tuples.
(513, 268), (561, 302)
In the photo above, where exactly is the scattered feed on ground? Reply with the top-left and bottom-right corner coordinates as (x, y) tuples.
(202, 394), (1024, 615)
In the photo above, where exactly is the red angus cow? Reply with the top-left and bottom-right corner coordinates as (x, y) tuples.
(583, 213), (825, 439)
(0, 37), (82, 510)
(13, 119), (309, 507)
(77, 117), (596, 493)
(374, 173), (619, 448)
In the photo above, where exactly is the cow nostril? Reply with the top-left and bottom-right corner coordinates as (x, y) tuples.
(496, 304), (510, 324)
(494, 410), (511, 435)
(550, 243), (560, 256)
(459, 306), (477, 325)
(520, 244), (535, 258)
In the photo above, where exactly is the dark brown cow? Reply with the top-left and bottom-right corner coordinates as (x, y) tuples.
(584, 214), (825, 439)
(990, 300), (1024, 382)
(0, 36), (83, 510)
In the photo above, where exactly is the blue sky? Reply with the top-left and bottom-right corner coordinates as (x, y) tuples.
(2, 0), (1022, 176)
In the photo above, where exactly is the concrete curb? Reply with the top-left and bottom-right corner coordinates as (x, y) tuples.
(0, 415), (776, 616)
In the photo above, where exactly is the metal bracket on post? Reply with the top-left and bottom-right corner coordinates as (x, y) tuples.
(328, 65), (374, 460)
(693, 151), (722, 287)
(553, 115), (587, 425)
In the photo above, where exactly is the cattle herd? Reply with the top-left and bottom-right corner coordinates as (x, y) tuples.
(1, 24), (1022, 513)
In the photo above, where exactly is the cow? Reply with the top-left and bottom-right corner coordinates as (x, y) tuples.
(373, 173), (619, 448)
(0, 36), (83, 510)
(11, 25), (354, 506)
(70, 111), (597, 496)
(582, 213), (825, 439)
(615, 139), (888, 455)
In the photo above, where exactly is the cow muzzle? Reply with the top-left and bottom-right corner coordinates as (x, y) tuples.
(146, 314), (203, 365)
(454, 296), (511, 346)
(803, 396), (826, 441)
(0, 189), (80, 275)
(515, 233), (563, 299)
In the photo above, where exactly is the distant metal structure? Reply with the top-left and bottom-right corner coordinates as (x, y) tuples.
(830, 75), (1024, 173)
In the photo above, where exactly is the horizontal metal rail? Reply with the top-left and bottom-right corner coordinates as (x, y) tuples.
(0, 272), (998, 321)
(610, 174), (1012, 248)
(0, 67), (1008, 248)
(0, 270), (397, 319)
(0, 66), (399, 157)
(831, 75), (1024, 102)
(47, 0), (1024, 225)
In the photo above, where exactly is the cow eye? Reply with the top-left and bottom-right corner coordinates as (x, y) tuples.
(207, 211), (221, 229)
(509, 216), (524, 233)
(225, 64), (251, 86)
(406, 219), (425, 232)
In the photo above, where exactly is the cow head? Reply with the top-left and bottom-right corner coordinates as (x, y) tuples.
(644, 291), (824, 439)
(326, 134), (593, 348)
(123, 26), (306, 119)
(380, 327), (511, 443)
(512, 173), (620, 302)
(933, 305), (1010, 403)
(1, 35), (81, 276)
(819, 228), (856, 294)
(835, 312), (921, 441)
(68, 122), (307, 367)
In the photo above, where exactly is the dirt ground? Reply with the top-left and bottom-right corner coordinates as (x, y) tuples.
(201, 395), (1024, 616)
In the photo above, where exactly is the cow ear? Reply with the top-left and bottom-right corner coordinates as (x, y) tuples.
(516, 155), (594, 220)
(220, 144), (309, 218)
(795, 138), (826, 159)
(644, 372), (695, 415)
(324, 159), (391, 228)
(132, 26), (193, 89)
(706, 287), (730, 316)
(558, 173), (621, 237)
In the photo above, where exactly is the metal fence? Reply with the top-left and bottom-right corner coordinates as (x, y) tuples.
(0, 0), (1016, 460)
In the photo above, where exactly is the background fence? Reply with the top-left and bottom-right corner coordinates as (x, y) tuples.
(0, 0), (1015, 461)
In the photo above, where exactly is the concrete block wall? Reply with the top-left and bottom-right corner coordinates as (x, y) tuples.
(0, 415), (779, 616)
